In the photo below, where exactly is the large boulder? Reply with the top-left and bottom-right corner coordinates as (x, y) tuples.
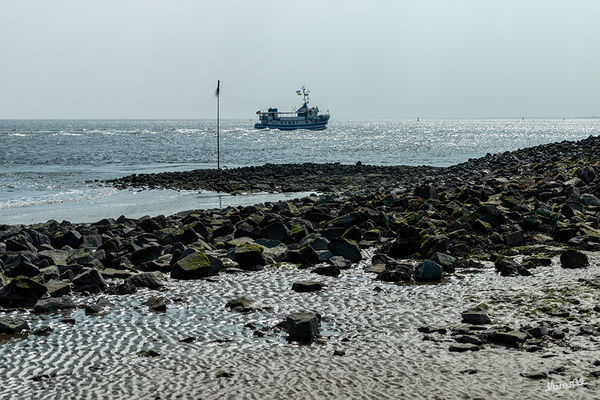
(0, 275), (48, 307)
(170, 251), (220, 279)
(299, 234), (329, 251)
(430, 253), (456, 273)
(126, 272), (166, 289)
(45, 280), (72, 297)
(234, 244), (266, 269)
(414, 183), (438, 200)
(261, 222), (290, 242)
(329, 238), (361, 262)
(387, 226), (422, 258)
(130, 245), (163, 266)
(0, 316), (29, 334)
(55, 230), (82, 249)
(475, 205), (505, 227)
(413, 260), (443, 282)
(461, 310), (492, 325)
(72, 269), (107, 293)
(33, 296), (77, 313)
(576, 166), (596, 184)
(38, 249), (68, 266)
(7, 261), (40, 278)
(286, 312), (320, 343)
(560, 249), (589, 269)
(419, 235), (450, 258)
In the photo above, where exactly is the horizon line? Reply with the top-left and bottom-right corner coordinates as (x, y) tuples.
(0, 116), (599, 121)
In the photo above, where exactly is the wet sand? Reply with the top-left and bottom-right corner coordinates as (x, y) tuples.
(0, 251), (598, 399)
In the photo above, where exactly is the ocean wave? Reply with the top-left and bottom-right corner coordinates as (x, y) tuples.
(52, 131), (83, 137)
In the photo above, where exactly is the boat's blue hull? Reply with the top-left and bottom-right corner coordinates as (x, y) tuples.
(254, 118), (329, 131)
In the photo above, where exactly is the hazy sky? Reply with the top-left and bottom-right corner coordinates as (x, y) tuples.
(0, 0), (598, 119)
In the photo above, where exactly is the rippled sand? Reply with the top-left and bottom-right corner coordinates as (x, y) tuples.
(1, 252), (598, 399)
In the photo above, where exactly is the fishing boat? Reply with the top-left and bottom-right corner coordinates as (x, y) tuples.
(255, 87), (330, 130)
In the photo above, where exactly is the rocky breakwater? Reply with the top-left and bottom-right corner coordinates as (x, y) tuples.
(1, 135), (600, 359)
(104, 162), (442, 194)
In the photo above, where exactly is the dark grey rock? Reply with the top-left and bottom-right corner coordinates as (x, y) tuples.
(455, 335), (484, 345)
(56, 230), (82, 249)
(37, 249), (68, 266)
(484, 330), (528, 346)
(73, 269), (107, 292)
(526, 326), (549, 338)
(261, 221), (290, 242)
(475, 204), (505, 227)
(430, 253), (456, 272)
(504, 231), (524, 247)
(144, 296), (167, 312)
(520, 371), (548, 380)
(45, 280), (72, 297)
(101, 268), (134, 279)
(449, 343), (480, 352)
(0, 276), (48, 307)
(126, 272), (166, 290)
(311, 265), (341, 277)
(7, 261), (41, 278)
(299, 234), (329, 251)
(225, 297), (255, 312)
(130, 245), (163, 266)
(286, 312), (320, 343)
(413, 260), (443, 282)
(66, 249), (94, 265)
(0, 316), (29, 334)
(105, 281), (137, 295)
(33, 296), (77, 313)
(560, 249), (589, 268)
(329, 256), (351, 269)
(85, 304), (102, 314)
(461, 310), (492, 325)
(292, 280), (325, 293)
(329, 238), (361, 262)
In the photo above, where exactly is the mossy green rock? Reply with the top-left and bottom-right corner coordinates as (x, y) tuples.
(560, 249), (589, 269)
(419, 235), (450, 258)
(137, 349), (160, 357)
(170, 251), (219, 279)
(0, 275), (48, 307)
(234, 244), (265, 268)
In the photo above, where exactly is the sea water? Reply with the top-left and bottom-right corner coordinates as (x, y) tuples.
(1, 119), (599, 224)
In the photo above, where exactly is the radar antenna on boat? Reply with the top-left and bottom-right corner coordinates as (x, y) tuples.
(297, 86), (310, 106)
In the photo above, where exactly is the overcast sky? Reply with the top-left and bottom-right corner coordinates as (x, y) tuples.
(0, 0), (598, 119)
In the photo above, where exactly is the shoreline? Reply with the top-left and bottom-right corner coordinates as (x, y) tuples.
(1, 135), (600, 398)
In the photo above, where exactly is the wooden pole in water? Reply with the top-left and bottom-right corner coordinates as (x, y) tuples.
(216, 80), (220, 170)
